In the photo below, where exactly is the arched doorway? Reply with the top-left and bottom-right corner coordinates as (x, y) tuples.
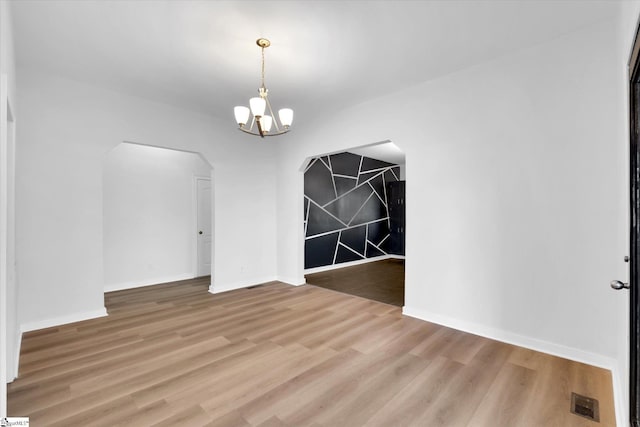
(302, 141), (406, 306)
(102, 142), (213, 291)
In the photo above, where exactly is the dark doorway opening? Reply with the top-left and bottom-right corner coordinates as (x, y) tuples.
(302, 142), (406, 307)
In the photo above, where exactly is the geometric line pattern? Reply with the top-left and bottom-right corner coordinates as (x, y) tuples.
(304, 151), (400, 269)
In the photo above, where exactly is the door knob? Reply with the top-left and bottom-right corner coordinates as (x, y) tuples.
(199, 231), (203, 235)
(610, 280), (630, 290)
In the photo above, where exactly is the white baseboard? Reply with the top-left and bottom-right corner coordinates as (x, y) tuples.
(104, 273), (194, 292)
(402, 306), (617, 369)
(277, 276), (306, 286)
(304, 254), (404, 275)
(610, 362), (626, 427)
(21, 307), (108, 333)
(9, 332), (21, 382)
(209, 276), (278, 294)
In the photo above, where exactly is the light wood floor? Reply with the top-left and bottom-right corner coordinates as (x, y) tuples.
(306, 259), (405, 306)
(8, 277), (615, 426)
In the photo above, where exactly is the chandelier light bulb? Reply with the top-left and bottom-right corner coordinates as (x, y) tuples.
(261, 115), (273, 132)
(234, 106), (250, 126)
(279, 108), (293, 128)
(249, 97), (266, 117)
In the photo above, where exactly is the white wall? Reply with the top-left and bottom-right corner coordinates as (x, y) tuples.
(16, 69), (278, 331)
(103, 143), (211, 291)
(277, 17), (627, 423)
(0, 0), (18, 416)
(1, 0), (16, 102)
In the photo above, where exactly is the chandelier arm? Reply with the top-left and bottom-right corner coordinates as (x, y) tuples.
(237, 127), (290, 137)
(256, 117), (265, 138)
(264, 96), (281, 132)
(261, 129), (289, 136)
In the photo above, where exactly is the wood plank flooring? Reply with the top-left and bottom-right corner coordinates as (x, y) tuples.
(305, 259), (405, 306)
(8, 277), (615, 426)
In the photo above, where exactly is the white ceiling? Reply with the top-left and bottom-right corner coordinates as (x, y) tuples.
(11, 0), (618, 133)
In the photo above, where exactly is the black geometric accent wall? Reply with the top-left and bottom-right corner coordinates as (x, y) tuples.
(304, 152), (400, 269)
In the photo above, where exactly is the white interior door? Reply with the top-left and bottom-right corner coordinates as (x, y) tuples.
(196, 177), (212, 277)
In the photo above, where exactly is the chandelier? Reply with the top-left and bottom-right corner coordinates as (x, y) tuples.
(234, 38), (293, 138)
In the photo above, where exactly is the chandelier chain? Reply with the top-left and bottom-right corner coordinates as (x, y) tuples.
(261, 47), (266, 90)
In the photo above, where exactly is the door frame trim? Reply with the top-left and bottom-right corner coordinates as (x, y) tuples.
(629, 16), (640, 426)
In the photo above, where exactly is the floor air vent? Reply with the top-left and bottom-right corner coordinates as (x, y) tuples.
(570, 392), (599, 422)
(246, 284), (264, 289)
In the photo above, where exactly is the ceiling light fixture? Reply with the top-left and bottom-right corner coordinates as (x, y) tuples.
(234, 38), (293, 138)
